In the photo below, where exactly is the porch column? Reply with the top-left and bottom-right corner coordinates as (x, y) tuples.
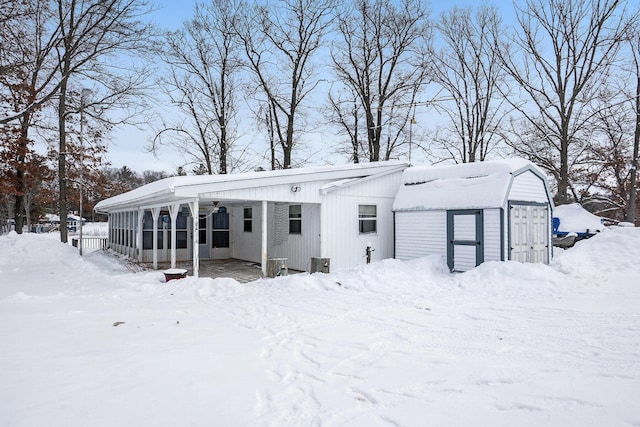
(168, 203), (180, 269)
(151, 207), (160, 270)
(137, 208), (143, 262)
(261, 200), (267, 277)
(188, 199), (200, 278)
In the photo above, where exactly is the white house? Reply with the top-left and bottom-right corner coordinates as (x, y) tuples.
(393, 158), (554, 272)
(94, 161), (408, 277)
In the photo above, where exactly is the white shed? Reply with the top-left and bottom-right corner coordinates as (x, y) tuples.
(95, 161), (407, 277)
(393, 158), (554, 272)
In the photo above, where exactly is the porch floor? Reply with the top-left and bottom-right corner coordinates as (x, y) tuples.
(144, 258), (266, 283)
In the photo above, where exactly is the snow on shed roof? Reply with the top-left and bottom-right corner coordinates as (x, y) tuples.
(95, 161), (408, 212)
(393, 158), (544, 211)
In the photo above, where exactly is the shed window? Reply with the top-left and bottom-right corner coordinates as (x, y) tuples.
(359, 205), (377, 234)
(289, 205), (302, 234)
(244, 207), (252, 232)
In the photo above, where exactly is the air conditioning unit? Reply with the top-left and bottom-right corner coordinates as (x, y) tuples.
(310, 257), (330, 274)
(267, 258), (288, 278)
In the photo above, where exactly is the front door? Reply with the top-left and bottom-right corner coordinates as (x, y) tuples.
(198, 213), (210, 259)
(211, 207), (230, 259)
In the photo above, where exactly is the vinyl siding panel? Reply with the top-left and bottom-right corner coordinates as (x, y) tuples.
(509, 171), (548, 202)
(395, 211), (447, 261)
(320, 172), (403, 271)
(268, 203), (321, 272)
(230, 203), (262, 263)
(483, 208), (502, 262)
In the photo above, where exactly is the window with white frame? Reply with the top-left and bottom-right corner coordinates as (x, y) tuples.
(244, 207), (252, 232)
(358, 205), (377, 234)
(289, 205), (302, 234)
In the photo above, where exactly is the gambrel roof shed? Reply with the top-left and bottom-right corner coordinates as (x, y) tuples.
(393, 158), (554, 271)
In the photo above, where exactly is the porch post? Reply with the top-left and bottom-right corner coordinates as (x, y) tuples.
(189, 199), (200, 278)
(151, 207), (160, 270)
(168, 203), (180, 269)
(137, 208), (143, 262)
(262, 200), (267, 277)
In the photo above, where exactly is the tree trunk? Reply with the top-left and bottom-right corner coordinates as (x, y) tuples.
(58, 78), (68, 243)
(14, 114), (30, 234)
(558, 140), (570, 205)
(627, 75), (640, 223)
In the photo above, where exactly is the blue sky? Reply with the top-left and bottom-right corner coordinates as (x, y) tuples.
(111, 0), (514, 173)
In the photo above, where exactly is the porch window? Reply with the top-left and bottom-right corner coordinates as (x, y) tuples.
(289, 205), (302, 234)
(142, 210), (153, 249)
(175, 212), (189, 249)
(244, 207), (252, 232)
(358, 205), (377, 234)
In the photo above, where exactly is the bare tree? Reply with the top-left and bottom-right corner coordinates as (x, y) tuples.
(429, 4), (508, 163)
(626, 29), (640, 223)
(236, 0), (335, 169)
(500, 0), (633, 204)
(52, 0), (154, 243)
(330, 0), (431, 163)
(155, 0), (243, 175)
(575, 99), (634, 219)
(327, 86), (363, 163)
(0, 1), (58, 234)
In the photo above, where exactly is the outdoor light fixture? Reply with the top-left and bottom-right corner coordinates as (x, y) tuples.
(291, 185), (301, 193)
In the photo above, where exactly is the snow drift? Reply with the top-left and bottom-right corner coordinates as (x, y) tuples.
(1, 228), (639, 426)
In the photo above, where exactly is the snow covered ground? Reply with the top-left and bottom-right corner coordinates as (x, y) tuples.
(1, 228), (639, 426)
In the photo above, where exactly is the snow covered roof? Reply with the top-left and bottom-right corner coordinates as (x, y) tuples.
(95, 161), (408, 212)
(393, 158), (547, 211)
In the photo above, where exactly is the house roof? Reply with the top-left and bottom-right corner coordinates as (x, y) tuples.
(393, 158), (549, 211)
(95, 161), (408, 212)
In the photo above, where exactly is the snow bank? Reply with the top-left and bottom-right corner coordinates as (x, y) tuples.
(0, 231), (79, 267)
(1, 230), (640, 426)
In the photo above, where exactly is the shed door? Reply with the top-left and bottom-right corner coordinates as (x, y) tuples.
(447, 210), (484, 272)
(509, 204), (549, 263)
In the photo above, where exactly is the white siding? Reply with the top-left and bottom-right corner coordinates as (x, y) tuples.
(268, 203), (321, 272)
(483, 208), (502, 262)
(320, 172), (403, 271)
(201, 181), (326, 204)
(395, 211), (447, 261)
(509, 171), (548, 202)
(230, 203), (262, 263)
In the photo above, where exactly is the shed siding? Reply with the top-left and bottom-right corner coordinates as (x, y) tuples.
(509, 171), (548, 202)
(321, 172), (402, 271)
(483, 208), (502, 262)
(395, 211), (447, 261)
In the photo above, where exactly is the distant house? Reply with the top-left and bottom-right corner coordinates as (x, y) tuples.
(94, 161), (408, 277)
(393, 158), (554, 272)
(41, 213), (85, 232)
